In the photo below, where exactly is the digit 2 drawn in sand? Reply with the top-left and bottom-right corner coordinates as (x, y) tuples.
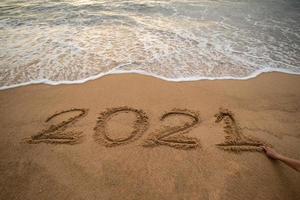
(94, 106), (149, 147)
(143, 109), (201, 150)
(25, 108), (88, 144)
(215, 108), (270, 152)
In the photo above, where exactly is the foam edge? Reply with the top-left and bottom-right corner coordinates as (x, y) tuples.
(0, 67), (300, 91)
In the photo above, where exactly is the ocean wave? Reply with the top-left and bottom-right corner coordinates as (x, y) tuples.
(0, 0), (299, 90)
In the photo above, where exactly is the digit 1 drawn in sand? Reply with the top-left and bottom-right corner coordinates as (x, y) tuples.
(24, 108), (88, 144)
(143, 109), (201, 150)
(215, 108), (271, 152)
(93, 106), (149, 147)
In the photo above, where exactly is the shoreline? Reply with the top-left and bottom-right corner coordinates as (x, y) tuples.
(1, 69), (300, 91)
(0, 72), (299, 200)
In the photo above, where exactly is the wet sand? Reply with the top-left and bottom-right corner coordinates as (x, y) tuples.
(0, 72), (299, 200)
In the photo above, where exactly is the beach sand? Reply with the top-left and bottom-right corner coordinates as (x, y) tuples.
(0, 72), (299, 200)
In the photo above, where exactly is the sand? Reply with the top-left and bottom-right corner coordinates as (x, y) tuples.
(0, 72), (299, 200)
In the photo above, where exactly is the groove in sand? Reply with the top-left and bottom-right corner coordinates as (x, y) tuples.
(24, 108), (88, 145)
(215, 108), (271, 152)
(93, 106), (149, 147)
(143, 109), (201, 150)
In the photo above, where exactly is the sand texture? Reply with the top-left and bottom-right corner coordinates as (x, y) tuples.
(0, 72), (300, 200)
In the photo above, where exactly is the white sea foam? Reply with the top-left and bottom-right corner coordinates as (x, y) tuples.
(1, 67), (300, 91)
(0, 0), (299, 90)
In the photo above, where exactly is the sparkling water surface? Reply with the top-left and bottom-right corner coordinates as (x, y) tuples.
(0, 0), (300, 89)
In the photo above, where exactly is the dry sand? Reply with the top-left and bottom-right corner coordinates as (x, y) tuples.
(0, 72), (299, 200)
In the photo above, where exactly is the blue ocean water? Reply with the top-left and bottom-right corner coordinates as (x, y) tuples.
(0, 0), (299, 89)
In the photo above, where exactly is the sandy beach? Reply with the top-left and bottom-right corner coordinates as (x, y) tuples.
(0, 72), (299, 200)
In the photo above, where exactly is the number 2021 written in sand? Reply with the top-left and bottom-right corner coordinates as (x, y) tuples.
(24, 107), (270, 152)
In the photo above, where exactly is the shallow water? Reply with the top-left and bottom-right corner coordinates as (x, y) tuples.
(0, 0), (299, 89)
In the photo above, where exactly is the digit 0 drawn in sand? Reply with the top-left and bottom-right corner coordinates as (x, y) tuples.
(215, 108), (271, 152)
(143, 109), (201, 150)
(94, 106), (149, 147)
(24, 108), (88, 144)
